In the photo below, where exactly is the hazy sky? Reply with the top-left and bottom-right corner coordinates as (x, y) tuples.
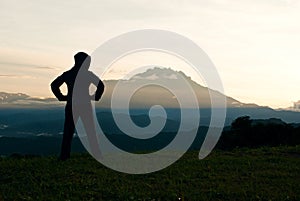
(0, 0), (299, 108)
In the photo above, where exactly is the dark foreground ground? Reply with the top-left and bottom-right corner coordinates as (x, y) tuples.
(0, 146), (300, 201)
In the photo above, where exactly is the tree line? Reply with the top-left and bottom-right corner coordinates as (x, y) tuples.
(217, 116), (300, 150)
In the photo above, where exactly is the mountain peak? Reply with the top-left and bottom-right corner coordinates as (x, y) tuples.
(130, 67), (192, 81)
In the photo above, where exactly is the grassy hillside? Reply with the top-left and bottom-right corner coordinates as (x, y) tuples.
(1, 146), (300, 201)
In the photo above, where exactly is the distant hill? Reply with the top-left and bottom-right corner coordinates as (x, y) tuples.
(0, 92), (61, 108)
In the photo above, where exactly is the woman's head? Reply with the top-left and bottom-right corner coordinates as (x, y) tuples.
(74, 52), (91, 70)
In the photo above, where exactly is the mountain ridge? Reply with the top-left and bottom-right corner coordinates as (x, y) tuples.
(0, 67), (260, 109)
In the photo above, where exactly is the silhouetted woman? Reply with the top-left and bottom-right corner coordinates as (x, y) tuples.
(51, 52), (104, 160)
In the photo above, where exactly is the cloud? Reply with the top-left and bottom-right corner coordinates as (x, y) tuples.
(134, 74), (159, 80)
(33, 66), (59, 70)
(0, 74), (37, 79)
(0, 61), (60, 70)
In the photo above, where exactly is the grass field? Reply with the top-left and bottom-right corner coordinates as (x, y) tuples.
(0, 146), (300, 201)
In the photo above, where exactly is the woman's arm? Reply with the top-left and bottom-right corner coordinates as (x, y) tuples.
(51, 73), (67, 101)
(90, 72), (104, 101)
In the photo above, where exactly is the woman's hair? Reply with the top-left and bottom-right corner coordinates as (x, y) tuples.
(74, 52), (91, 69)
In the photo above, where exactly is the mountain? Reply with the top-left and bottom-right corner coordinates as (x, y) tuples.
(1, 67), (300, 126)
(96, 67), (250, 109)
(0, 67), (256, 109)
